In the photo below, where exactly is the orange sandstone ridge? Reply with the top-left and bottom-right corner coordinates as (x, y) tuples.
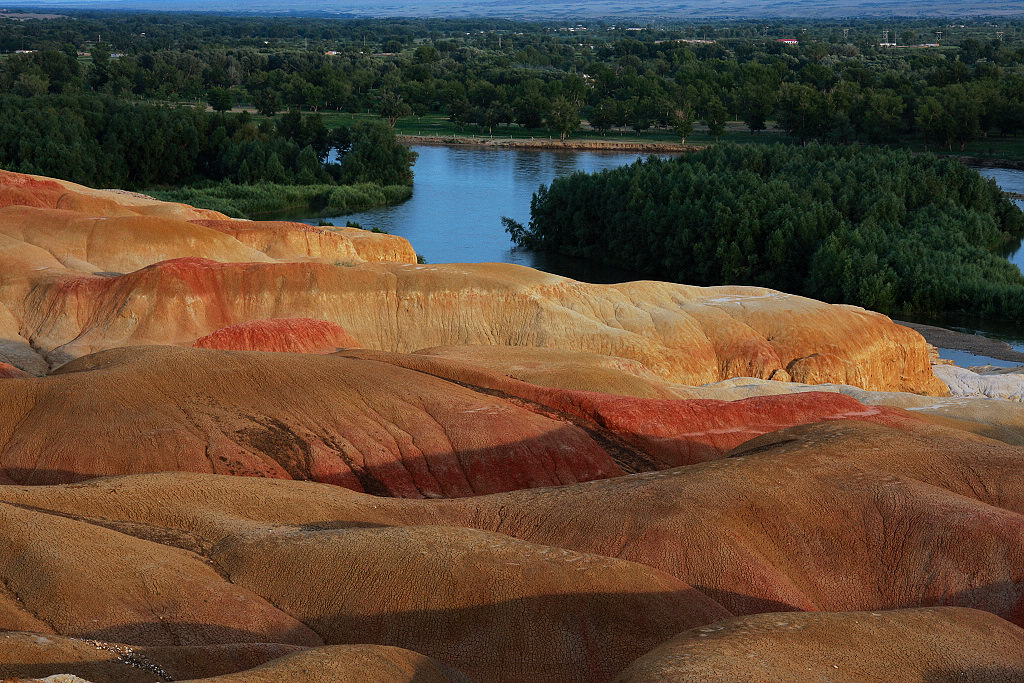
(0, 169), (1020, 681)
(0, 171), (942, 395)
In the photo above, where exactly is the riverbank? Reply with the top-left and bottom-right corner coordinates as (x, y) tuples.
(396, 134), (697, 153)
(956, 156), (1024, 171)
(897, 320), (1024, 365)
(396, 135), (1024, 172)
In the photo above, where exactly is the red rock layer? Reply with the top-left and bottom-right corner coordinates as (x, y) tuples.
(0, 346), (923, 492)
(193, 318), (361, 353)
(0, 346), (623, 495)
(0, 172), (68, 209)
(0, 362), (28, 379)
(339, 348), (916, 468)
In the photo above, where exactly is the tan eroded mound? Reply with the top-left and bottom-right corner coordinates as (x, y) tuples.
(190, 219), (417, 265)
(193, 318), (362, 353)
(0, 206), (273, 275)
(0, 170), (223, 221)
(615, 607), (1024, 682)
(0, 169), (944, 394)
(0, 170), (416, 373)
(0, 500), (320, 646)
(19, 257), (945, 394)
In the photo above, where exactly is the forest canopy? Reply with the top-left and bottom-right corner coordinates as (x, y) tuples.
(506, 144), (1024, 321)
(0, 93), (415, 193)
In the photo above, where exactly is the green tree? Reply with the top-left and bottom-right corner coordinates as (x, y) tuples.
(376, 89), (412, 127)
(547, 96), (580, 141)
(704, 97), (728, 142)
(340, 120), (417, 186)
(208, 86), (233, 113)
(915, 95), (951, 152)
(295, 144), (320, 184)
(265, 151), (287, 183)
(775, 83), (828, 143)
(736, 83), (774, 134)
(672, 102), (695, 144)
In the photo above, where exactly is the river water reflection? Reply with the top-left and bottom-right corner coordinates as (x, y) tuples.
(305, 145), (662, 282)
(976, 166), (1024, 273)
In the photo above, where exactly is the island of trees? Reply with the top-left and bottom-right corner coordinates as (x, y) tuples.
(506, 144), (1024, 322)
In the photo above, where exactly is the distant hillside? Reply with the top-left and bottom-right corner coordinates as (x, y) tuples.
(3, 0), (1023, 18)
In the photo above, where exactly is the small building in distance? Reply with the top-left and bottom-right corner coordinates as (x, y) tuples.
(777, 38), (799, 45)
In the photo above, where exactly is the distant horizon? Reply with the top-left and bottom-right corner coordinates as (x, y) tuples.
(2, 0), (1023, 20)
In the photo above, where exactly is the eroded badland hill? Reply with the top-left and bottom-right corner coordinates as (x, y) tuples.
(0, 169), (1022, 681)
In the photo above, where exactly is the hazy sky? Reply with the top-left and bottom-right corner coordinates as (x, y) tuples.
(3, 0), (1023, 18)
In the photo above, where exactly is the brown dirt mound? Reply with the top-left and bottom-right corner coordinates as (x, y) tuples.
(176, 645), (470, 683)
(615, 607), (1024, 682)
(1, 440), (1022, 679)
(406, 420), (1024, 623)
(0, 477), (728, 682)
(0, 631), (303, 683)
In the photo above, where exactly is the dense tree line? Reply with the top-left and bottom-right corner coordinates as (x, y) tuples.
(506, 144), (1024, 321)
(0, 93), (415, 191)
(1, 14), (1022, 150)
